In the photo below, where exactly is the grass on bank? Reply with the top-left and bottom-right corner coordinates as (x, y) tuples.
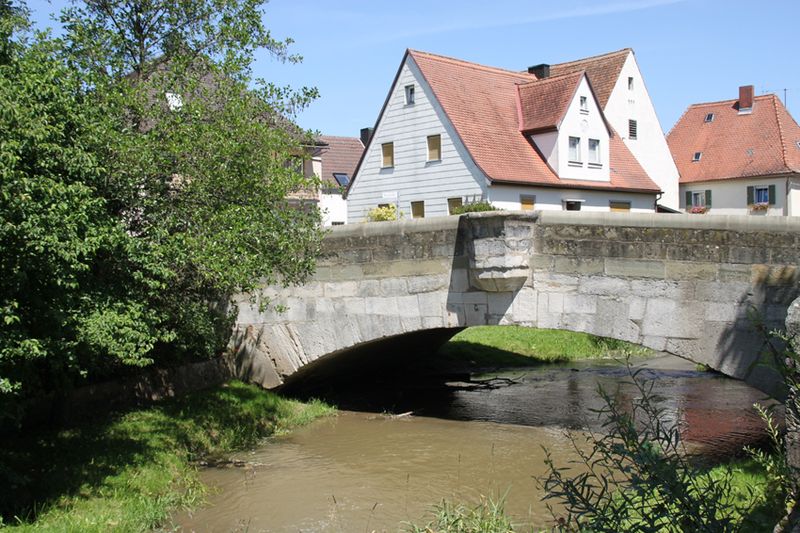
(437, 326), (652, 367)
(0, 381), (334, 532)
(407, 459), (782, 533)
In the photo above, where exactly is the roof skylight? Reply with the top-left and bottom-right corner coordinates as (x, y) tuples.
(332, 172), (350, 186)
(704, 113), (714, 123)
(692, 152), (702, 162)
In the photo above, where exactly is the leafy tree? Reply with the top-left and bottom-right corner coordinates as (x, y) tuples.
(0, 0), (323, 422)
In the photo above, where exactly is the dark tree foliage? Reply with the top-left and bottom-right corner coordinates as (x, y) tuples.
(0, 0), (323, 422)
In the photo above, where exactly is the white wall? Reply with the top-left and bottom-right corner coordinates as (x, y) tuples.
(320, 192), (347, 226)
(542, 76), (610, 182)
(488, 184), (656, 212)
(604, 52), (680, 209)
(679, 177), (790, 216)
(789, 177), (800, 216)
(347, 56), (487, 223)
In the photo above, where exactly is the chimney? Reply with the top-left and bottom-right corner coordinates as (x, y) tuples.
(739, 85), (754, 112)
(528, 64), (550, 79)
(360, 127), (373, 147)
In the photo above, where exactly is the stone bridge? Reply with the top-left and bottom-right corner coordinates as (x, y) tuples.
(229, 212), (800, 394)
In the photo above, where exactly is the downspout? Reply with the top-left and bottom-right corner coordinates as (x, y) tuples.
(655, 191), (663, 212)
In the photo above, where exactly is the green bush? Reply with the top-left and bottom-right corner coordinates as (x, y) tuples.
(450, 201), (498, 214)
(366, 204), (402, 222)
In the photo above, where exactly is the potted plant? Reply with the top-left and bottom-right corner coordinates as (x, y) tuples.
(689, 205), (708, 214)
(750, 202), (769, 212)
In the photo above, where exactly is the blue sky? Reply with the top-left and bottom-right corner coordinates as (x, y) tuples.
(28, 0), (800, 137)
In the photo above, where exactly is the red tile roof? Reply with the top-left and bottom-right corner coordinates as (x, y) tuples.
(668, 94), (800, 184)
(319, 135), (364, 185)
(548, 48), (631, 109)
(409, 49), (660, 193)
(516, 71), (583, 133)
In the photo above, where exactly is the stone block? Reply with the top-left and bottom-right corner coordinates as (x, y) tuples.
(488, 292), (514, 316)
(357, 279), (381, 297)
(718, 264), (751, 282)
(605, 258), (665, 279)
(693, 281), (751, 303)
(564, 293), (597, 314)
(323, 281), (359, 298)
(665, 262), (719, 281)
(751, 265), (800, 286)
(630, 279), (690, 300)
(343, 297), (366, 316)
(407, 274), (449, 294)
(547, 292), (564, 314)
(534, 272), (580, 292)
(418, 292), (445, 318)
(422, 316), (445, 329)
(465, 303), (488, 326)
(641, 335), (667, 351)
(380, 278), (408, 295)
(461, 291), (489, 305)
(531, 254), (555, 271)
(401, 316), (423, 332)
(365, 296), (399, 316)
(554, 256), (604, 275)
(641, 299), (705, 338)
(396, 295), (420, 318)
(578, 276), (630, 297)
(703, 302), (738, 322)
(628, 297), (646, 321)
(511, 287), (538, 323)
(449, 268), (470, 292)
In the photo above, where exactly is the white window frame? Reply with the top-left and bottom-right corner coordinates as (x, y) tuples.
(426, 134), (441, 162)
(755, 186), (769, 204)
(381, 142), (394, 168)
(568, 136), (582, 164)
(691, 191), (706, 207)
(579, 96), (589, 113)
(588, 138), (601, 166)
(628, 76), (634, 91)
(404, 85), (415, 105)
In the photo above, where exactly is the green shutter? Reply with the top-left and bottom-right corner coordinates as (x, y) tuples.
(705, 189), (712, 207)
(769, 184), (776, 205)
(684, 190), (692, 208)
(746, 186), (754, 205)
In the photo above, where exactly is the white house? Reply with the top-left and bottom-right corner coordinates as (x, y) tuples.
(668, 85), (800, 216)
(548, 49), (680, 210)
(346, 49), (661, 223)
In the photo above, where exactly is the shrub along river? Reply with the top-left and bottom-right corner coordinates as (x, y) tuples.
(174, 354), (772, 531)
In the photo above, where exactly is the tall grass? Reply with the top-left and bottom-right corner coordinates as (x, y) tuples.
(1, 381), (334, 532)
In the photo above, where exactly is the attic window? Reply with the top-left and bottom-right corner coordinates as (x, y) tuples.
(692, 152), (703, 162)
(796, 141), (800, 149)
(704, 113), (715, 123)
(405, 85), (415, 105)
(579, 96), (589, 113)
(628, 77), (634, 90)
(628, 119), (637, 140)
(332, 172), (350, 186)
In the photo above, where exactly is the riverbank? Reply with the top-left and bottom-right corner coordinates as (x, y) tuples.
(436, 326), (653, 367)
(0, 381), (334, 531)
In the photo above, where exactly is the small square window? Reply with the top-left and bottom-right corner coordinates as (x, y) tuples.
(579, 96), (588, 112)
(447, 197), (463, 215)
(628, 119), (637, 140)
(381, 142), (394, 168)
(564, 200), (582, 211)
(411, 200), (425, 218)
(568, 136), (581, 162)
(405, 85), (415, 105)
(520, 195), (535, 211)
(755, 186), (769, 204)
(692, 152), (702, 162)
(704, 113), (715, 123)
(691, 191), (705, 207)
(332, 172), (350, 186)
(427, 134), (441, 161)
(628, 77), (634, 90)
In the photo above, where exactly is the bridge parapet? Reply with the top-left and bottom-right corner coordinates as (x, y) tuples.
(229, 212), (800, 394)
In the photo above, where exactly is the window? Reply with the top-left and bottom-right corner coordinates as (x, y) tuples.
(628, 76), (634, 91)
(405, 85), (415, 105)
(564, 200), (583, 211)
(332, 172), (350, 186)
(588, 138), (601, 165)
(691, 191), (705, 207)
(610, 201), (631, 212)
(692, 152), (702, 162)
(447, 197), (463, 215)
(411, 201), (425, 218)
(628, 119), (638, 140)
(427, 134), (441, 161)
(165, 92), (183, 111)
(704, 113), (715, 123)
(747, 185), (776, 205)
(520, 195), (535, 211)
(579, 96), (588, 113)
(685, 189), (712, 210)
(568, 136), (582, 163)
(381, 142), (394, 168)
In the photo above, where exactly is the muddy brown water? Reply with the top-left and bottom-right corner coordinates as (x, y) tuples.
(173, 355), (773, 532)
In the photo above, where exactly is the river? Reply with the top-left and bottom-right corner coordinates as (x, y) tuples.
(174, 354), (772, 532)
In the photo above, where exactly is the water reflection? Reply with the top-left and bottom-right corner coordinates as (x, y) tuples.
(174, 355), (772, 532)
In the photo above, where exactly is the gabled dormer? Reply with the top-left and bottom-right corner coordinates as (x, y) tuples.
(517, 71), (611, 182)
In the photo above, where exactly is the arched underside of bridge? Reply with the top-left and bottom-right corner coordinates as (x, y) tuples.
(228, 212), (800, 397)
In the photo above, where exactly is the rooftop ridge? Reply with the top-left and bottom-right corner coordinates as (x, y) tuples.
(408, 49), (534, 80)
(685, 93), (776, 109)
(771, 95), (790, 171)
(319, 134), (363, 142)
(549, 47), (632, 69)
(515, 69), (584, 88)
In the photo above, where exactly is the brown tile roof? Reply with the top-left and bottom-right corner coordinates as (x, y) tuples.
(409, 49), (660, 193)
(516, 71), (583, 133)
(548, 48), (631, 109)
(319, 135), (364, 186)
(667, 94), (800, 184)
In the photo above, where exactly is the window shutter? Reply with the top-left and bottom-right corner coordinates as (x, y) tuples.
(705, 190), (712, 207)
(768, 184), (776, 205)
(684, 190), (692, 208)
(746, 186), (754, 205)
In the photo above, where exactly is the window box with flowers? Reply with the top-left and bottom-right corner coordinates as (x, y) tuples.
(750, 202), (769, 212)
(689, 205), (708, 214)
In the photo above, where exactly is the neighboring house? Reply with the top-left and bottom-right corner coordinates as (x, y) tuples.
(346, 49), (661, 223)
(305, 135), (364, 226)
(668, 85), (800, 216)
